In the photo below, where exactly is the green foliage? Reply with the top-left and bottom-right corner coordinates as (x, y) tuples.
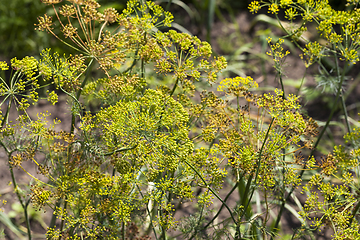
(298, 132), (360, 239)
(2, 0), (360, 239)
(248, 0), (360, 239)
(0, 0), (48, 58)
(0, 0), (229, 238)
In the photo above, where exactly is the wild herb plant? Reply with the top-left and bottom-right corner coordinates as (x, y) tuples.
(1, 0), (223, 238)
(202, 76), (318, 239)
(248, 0), (360, 238)
(0, 0), (342, 239)
(248, 0), (360, 135)
(1, 0), (227, 238)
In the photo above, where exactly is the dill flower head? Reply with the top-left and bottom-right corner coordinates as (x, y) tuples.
(249, 1), (261, 13)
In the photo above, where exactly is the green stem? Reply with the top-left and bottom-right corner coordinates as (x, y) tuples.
(340, 95), (351, 133)
(240, 118), (275, 221)
(165, 0), (172, 12)
(279, 73), (285, 98)
(137, 184), (158, 240)
(23, 199), (32, 240)
(70, 58), (94, 134)
(236, 118), (275, 239)
(270, 61), (348, 238)
(122, 221), (125, 240)
(349, 200), (360, 226)
(181, 157), (237, 224)
(159, 202), (166, 240)
(201, 182), (238, 232)
(169, 77), (179, 97)
(237, 175), (253, 219)
(8, 149), (32, 240)
(140, 32), (146, 94)
(334, 47), (350, 134)
(55, 59), (94, 238)
(2, 95), (12, 127)
(49, 200), (62, 230)
(188, 200), (206, 240)
(0, 97), (12, 154)
(58, 199), (67, 240)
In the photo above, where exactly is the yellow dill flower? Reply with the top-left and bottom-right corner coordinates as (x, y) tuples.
(0, 61), (8, 70)
(248, 1), (261, 13)
(280, 0), (293, 7)
(217, 76), (258, 92)
(285, 7), (298, 20)
(301, 41), (325, 67)
(268, 3), (279, 14)
(340, 48), (359, 64)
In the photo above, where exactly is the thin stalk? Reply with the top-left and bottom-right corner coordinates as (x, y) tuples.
(77, 58), (95, 100)
(121, 221), (125, 240)
(188, 200), (206, 240)
(169, 77), (179, 97)
(279, 73), (285, 98)
(57, 198), (67, 240)
(141, 32), (146, 94)
(54, 58), (94, 238)
(239, 174), (253, 219)
(8, 150), (32, 240)
(201, 182), (239, 231)
(159, 202), (166, 240)
(349, 199), (360, 226)
(165, 0), (172, 11)
(180, 156), (237, 224)
(49, 200), (62, 230)
(206, 0), (216, 44)
(2, 95), (12, 127)
(70, 58), (94, 134)
(123, 48), (139, 73)
(334, 46), (350, 134)
(10, 172), (32, 240)
(237, 175), (253, 219)
(340, 95), (351, 133)
(296, 70), (307, 97)
(137, 184), (158, 240)
(240, 118), (275, 219)
(270, 194), (286, 235)
(270, 61), (348, 238)
(3, 104), (32, 239)
(236, 118), (275, 239)
(23, 199), (32, 240)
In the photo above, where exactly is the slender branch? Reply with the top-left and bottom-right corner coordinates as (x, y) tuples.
(349, 199), (360, 226)
(169, 77), (179, 97)
(8, 148), (32, 240)
(179, 156), (238, 224)
(270, 60), (348, 238)
(240, 118), (275, 220)
(340, 95), (351, 134)
(188, 200), (206, 240)
(201, 182), (238, 231)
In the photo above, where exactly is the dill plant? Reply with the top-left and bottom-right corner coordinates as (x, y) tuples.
(0, 0), (321, 239)
(199, 76), (318, 239)
(1, 0), (226, 239)
(248, 0), (360, 239)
